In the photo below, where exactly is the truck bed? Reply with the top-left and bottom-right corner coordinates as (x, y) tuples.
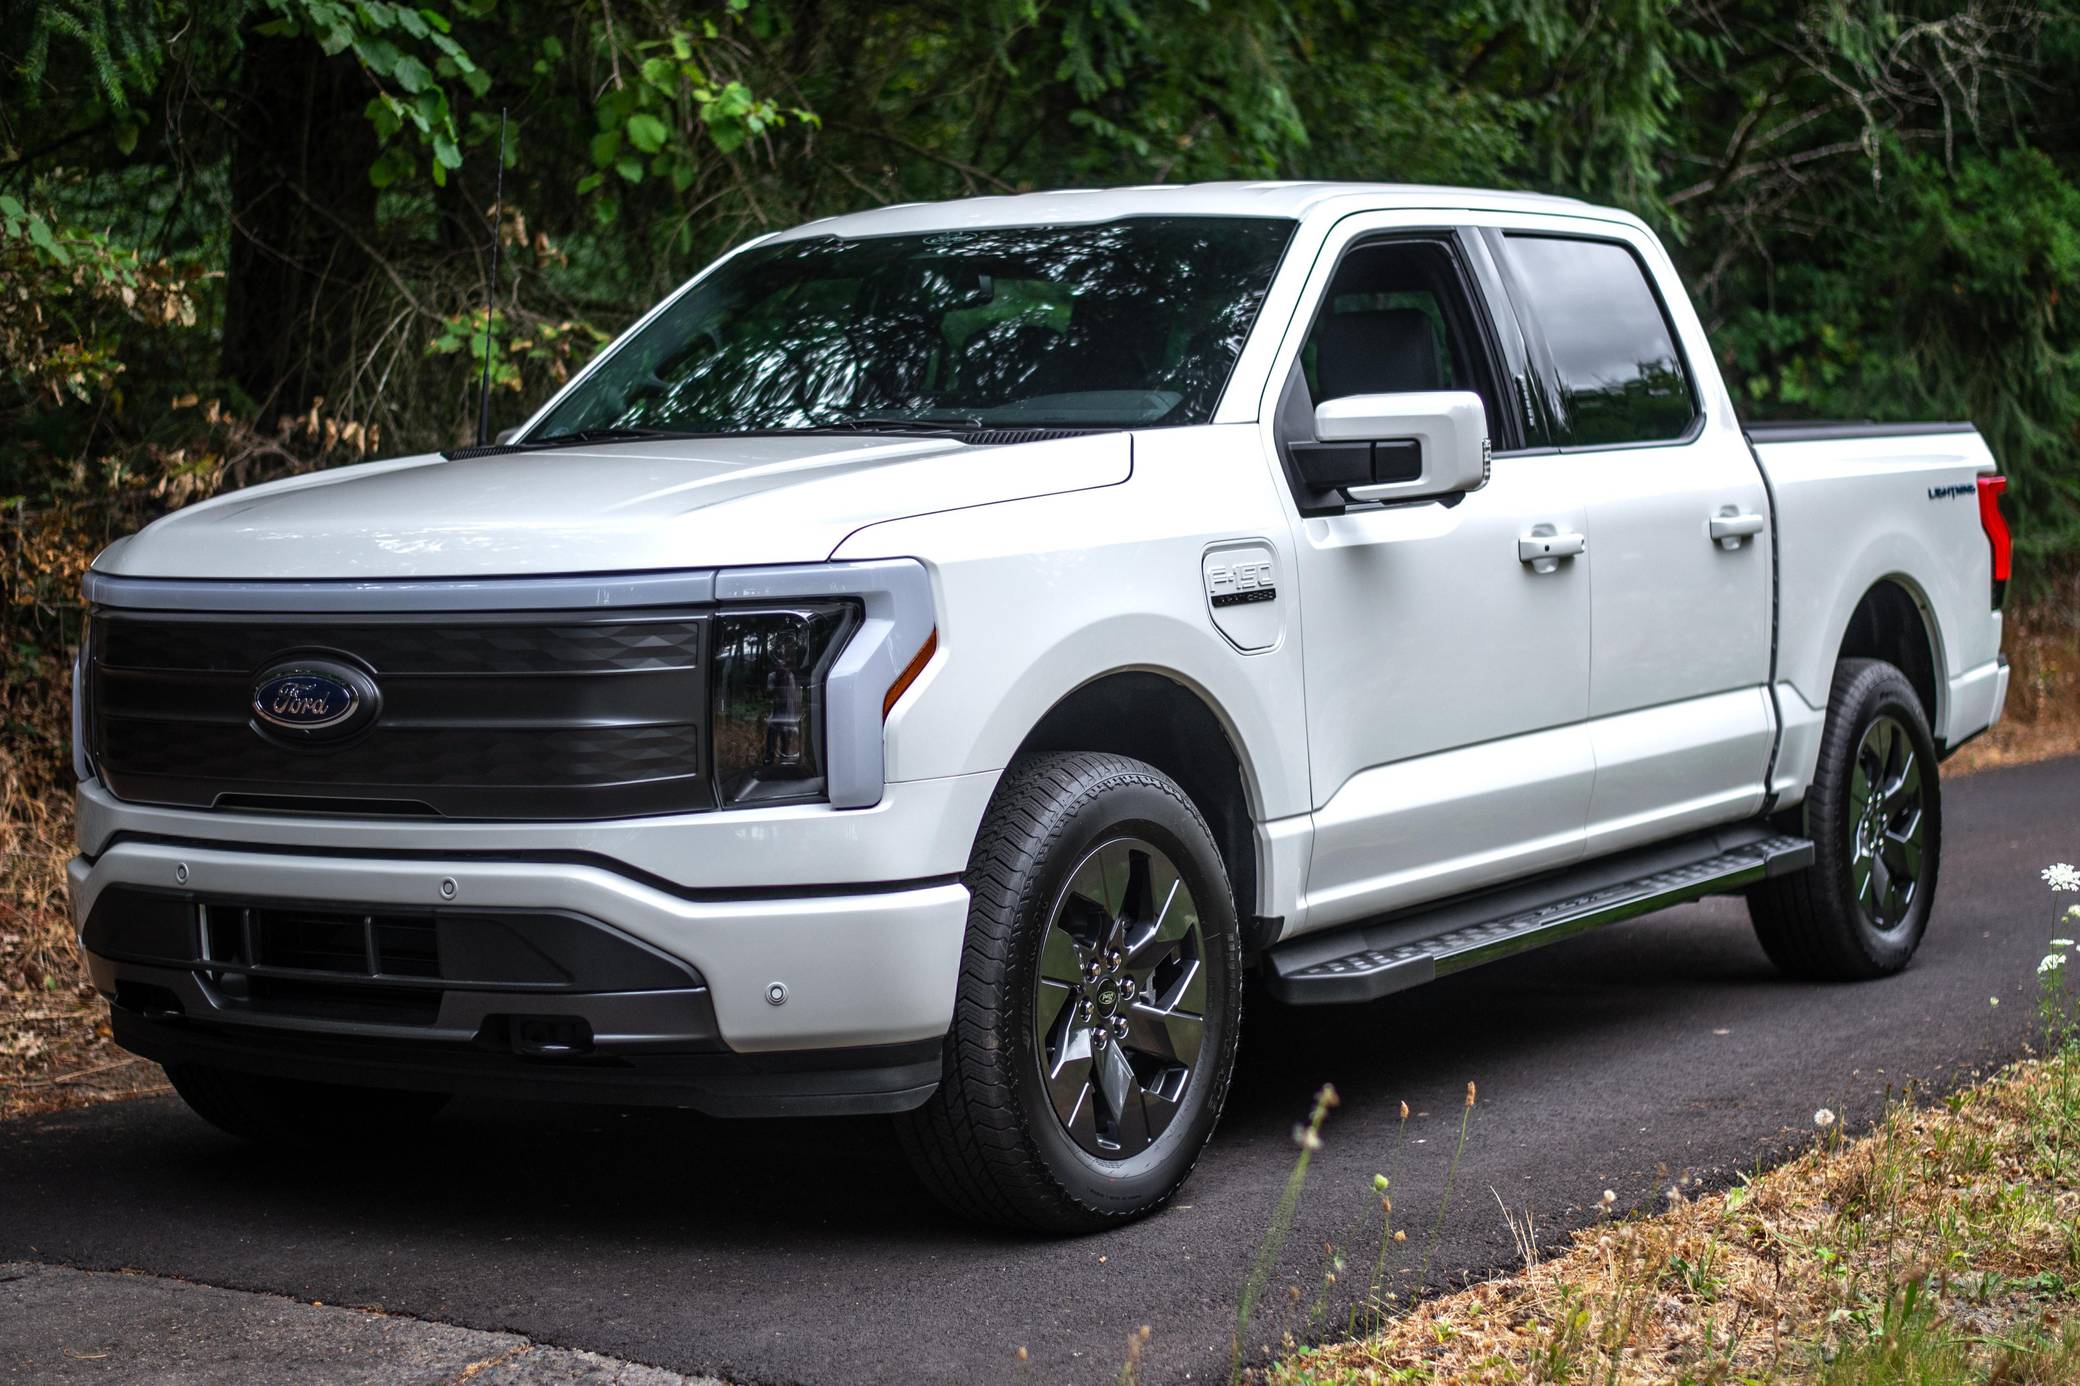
(1741, 417), (2004, 800)
(1743, 419), (1976, 443)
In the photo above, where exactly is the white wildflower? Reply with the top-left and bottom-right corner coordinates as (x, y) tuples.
(2053, 939), (2075, 949)
(1990, 997), (2000, 1007)
(1814, 1108), (1837, 1129)
(2044, 863), (2080, 892)
(2039, 953), (2068, 975)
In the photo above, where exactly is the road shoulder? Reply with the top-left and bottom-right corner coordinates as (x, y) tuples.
(0, 1262), (722, 1384)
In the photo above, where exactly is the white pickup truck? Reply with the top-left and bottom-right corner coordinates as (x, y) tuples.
(72, 183), (2011, 1229)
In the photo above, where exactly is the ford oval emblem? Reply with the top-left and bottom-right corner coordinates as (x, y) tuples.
(251, 658), (378, 740)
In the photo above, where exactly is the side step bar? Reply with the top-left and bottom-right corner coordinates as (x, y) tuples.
(1265, 826), (1813, 1006)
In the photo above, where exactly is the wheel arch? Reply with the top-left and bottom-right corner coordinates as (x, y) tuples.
(1013, 670), (1264, 948)
(1835, 576), (1945, 740)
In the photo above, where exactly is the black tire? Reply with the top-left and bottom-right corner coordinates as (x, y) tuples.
(896, 752), (1243, 1232)
(165, 1064), (450, 1146)
(1747, 658), (1942, 980)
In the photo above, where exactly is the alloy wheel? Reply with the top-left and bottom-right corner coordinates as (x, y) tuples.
(1848, 713), (1927, 930)
(1032, 837), (1209, 1159)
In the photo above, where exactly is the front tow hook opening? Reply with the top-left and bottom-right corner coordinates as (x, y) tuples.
(490, 1014), (596, 1059)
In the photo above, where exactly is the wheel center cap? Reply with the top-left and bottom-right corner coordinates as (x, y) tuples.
(1092, 981), (1120, 1016)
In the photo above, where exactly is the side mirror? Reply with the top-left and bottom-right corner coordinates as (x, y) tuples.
(1293, 390), (1490, 506)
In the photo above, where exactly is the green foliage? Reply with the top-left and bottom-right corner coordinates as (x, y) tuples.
(0, 189), (202, 439)
(426, 306), (608, 393)
(14, 0), (163, 111)
(1, 0), (2077, 572)
(0, 193), (71, 267)
(576, 14), (816, 233)
(257, 0), (481, 186)
(1716, 144), (2080, 564)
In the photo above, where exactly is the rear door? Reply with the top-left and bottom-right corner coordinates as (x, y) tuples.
(1489, 229), (1774, 857)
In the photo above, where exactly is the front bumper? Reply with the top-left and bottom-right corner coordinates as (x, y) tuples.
(69, 838), (969, 1115)
(73, 772), (999, 892)
(103, 1008), (947, 1118)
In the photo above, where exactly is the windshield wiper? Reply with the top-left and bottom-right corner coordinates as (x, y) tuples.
(806, 416), (984, 435)
(441, 426), (691, 460)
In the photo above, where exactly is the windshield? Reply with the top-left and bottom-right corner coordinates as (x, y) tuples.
(528, 216), (1295, 438)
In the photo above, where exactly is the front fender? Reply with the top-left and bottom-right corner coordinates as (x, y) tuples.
(834, 440), (1310, 828)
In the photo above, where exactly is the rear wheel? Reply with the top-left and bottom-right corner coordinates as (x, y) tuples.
(896, 752), (1242, 1231)
(1748, 658), (1941, 979)
(166, 1064), (450, 1145)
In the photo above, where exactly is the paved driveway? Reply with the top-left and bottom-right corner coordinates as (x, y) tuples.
(5, 756), (2073, 1384)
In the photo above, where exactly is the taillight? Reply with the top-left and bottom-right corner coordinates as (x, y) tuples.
(1977, 474), (2010, 610)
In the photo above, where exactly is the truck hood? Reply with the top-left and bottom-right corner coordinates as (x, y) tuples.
(96, 431), (1130, 581)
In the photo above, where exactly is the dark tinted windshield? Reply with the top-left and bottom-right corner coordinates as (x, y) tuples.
(530, 217), (1295, 438)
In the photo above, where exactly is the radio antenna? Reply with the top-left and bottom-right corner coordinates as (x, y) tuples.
(475, 108), (508, 447)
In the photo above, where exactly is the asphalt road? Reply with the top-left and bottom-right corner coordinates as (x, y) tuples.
(4, 754), (2075, 1385)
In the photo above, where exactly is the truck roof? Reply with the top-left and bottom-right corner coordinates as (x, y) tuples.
(771, 181), (1610, 242)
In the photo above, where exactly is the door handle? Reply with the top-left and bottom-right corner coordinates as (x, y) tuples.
(1709, 509), (1765, 549)
(1518, 525), (1586, 575)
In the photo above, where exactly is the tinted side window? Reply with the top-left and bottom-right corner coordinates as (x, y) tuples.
(1502, 235), (1697, 446)
(1301, 239), (1506, 440)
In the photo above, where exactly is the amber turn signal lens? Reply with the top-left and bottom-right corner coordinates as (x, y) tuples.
(884, 628), (938, 718)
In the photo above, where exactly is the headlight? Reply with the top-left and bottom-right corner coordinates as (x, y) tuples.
(709, 603), (858, 807)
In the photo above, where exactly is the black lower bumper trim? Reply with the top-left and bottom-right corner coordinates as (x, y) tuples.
(109, 1006), (944, 1119)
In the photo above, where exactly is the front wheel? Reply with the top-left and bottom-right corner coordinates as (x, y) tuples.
(896, 752), (1243, 1231)
(1747, 657), (1942, 979)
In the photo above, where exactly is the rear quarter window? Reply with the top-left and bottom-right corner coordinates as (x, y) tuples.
(1503, 235), (1698, 447)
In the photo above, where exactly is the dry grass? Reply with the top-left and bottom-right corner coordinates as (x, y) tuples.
(1267, 1049), (2080, 1384)
(1269, 1054), (2080, 1384)
(0, 526), (167, 1117)
(0, 765), (166, 1119)
(1947, 581), (2080, 776)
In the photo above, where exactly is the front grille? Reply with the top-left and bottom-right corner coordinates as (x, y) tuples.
(203, 903), (447, 1025)
(84, 889), (709, 1031)
(87, 608), (710, 819)
(101, 617), (703, 675)
(257, 906), (382, 972)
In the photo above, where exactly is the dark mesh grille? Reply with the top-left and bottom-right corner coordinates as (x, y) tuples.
(256, 908), (370, 972)
(101, 616), (701, 674)
(100, 721), (703, 786)
(89, 608), (710, 819)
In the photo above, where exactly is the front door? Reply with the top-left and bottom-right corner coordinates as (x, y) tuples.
(1269, 228), (1595, 936)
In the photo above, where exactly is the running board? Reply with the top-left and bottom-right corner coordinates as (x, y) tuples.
(1265, 826), (1814, 1006)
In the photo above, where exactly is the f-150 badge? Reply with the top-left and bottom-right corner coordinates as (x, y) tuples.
(1202, 542), (1282, 653)
(1206, 559), (1277, 608)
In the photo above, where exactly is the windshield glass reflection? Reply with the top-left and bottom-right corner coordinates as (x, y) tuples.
(530, 217), (1296, 439)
